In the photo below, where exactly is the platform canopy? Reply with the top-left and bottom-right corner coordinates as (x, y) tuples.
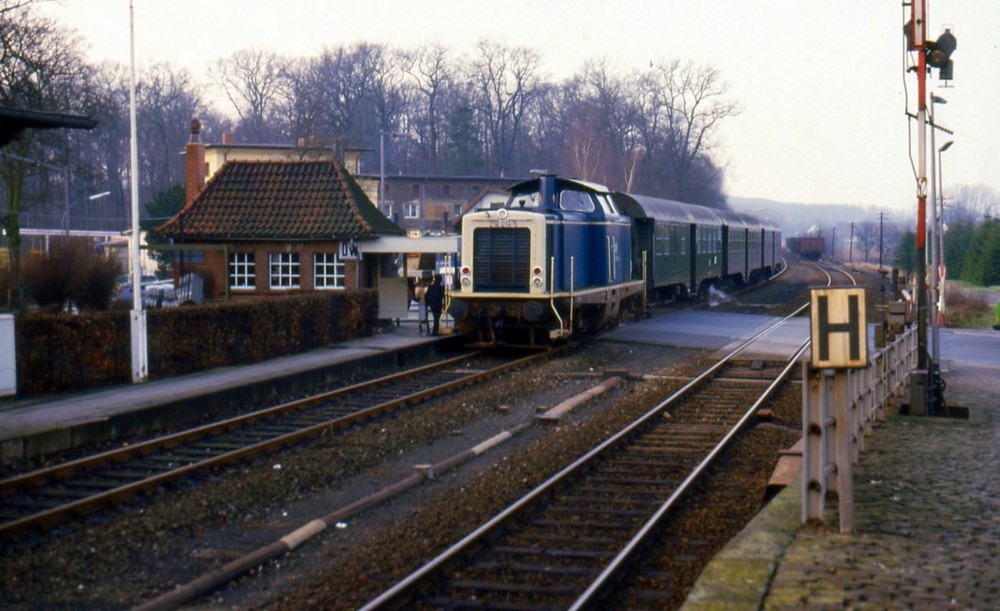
(0, 107), (98, 147)
(357, 235), (459, 254)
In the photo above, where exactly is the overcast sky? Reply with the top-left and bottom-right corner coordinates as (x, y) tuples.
(40, 0), (1000, 211)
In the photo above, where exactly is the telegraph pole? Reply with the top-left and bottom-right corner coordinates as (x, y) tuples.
(878, 212), (884, 270)
(849, 222), (855, 263)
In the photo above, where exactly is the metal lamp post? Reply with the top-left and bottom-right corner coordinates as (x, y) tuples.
(128, 1), (147, 383)
(937, 140), (953, 326)
(62, 190), (110, 234)
(928, 94), (945, 366)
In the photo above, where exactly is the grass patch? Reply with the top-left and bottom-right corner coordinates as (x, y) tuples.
(943, 282), (997, 328)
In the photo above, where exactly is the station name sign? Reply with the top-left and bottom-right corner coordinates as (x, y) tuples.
(810, 287), (868, 369)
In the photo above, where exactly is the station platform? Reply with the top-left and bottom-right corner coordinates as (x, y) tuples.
(0, 322), (452, 463)
(682, 326), (1000, 610)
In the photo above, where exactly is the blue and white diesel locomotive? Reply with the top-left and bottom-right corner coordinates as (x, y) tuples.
(447, 174), (781, 345)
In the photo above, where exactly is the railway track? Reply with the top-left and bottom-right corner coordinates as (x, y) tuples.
(361, 307), (812, 610)
(0, 350), (548, 540)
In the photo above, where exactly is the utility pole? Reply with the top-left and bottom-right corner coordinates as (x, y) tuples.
(849, 222), (855, 263)
(878, 212), (885, 270)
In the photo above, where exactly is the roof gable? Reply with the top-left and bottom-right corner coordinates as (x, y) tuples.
(156, 160), (403, 240)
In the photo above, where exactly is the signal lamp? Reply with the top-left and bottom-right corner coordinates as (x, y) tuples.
(927, 28), (956, 80)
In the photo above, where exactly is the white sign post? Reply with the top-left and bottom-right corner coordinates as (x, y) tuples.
(805, 287), (867, 533)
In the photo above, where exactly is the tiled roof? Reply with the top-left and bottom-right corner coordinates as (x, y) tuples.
(156, 160), (404, 240)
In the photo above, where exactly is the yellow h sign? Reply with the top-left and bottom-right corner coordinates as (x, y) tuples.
(810, 288), (868, 369)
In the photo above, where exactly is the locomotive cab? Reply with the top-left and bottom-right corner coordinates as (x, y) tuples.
(448, 175), (645, 345)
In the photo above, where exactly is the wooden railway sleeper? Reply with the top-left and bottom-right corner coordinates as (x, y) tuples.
(433, 579), (578, 596)
(506, 532), (619, 547)
(556, 494), (662, 509)
(545, 505), (652, 519)
(470, 559), (595, 577)
(491, 545), (615, 561)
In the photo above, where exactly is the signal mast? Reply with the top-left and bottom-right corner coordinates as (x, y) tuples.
(905, 0), (955, 415)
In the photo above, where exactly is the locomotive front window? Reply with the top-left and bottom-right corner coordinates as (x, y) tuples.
(559, 190), (596, 212)
(507, 191), (540, 208)
(596, 194), (617, 215)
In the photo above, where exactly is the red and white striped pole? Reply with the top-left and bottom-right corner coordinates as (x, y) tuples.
(910, 0), (934, 414)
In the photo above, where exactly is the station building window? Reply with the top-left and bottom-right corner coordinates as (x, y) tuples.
(314, 252), (345, 289)
(269, 252), (300, 289)
(229, 252), (256, 289)
(404, 201), (420, 219)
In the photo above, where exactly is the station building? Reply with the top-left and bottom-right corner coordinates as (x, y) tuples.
(155, 121), (520, 322)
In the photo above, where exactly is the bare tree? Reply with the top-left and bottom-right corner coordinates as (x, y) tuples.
(400, 43), (454, 173)
(466, 39), (541, 176)
(137, 63), (208, 194)
(298, 42), (405, 153)
(855, 220), (880, 262)
(0, 1), (92, 306)
(947, 184), (1000, 225)
(210, 48), (289, 142)
(634, 60), (737, 205)
(276, 56), (325, 142)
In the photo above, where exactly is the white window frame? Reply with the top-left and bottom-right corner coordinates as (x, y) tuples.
(269, 252), (300, 289)
(314, 252), (345, 289)
(404, 201), (420, 219)
(229, 252), (256, 289)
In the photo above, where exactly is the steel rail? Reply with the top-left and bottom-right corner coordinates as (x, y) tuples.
(1, 350), (551, 539)
(360, 288), (824, 610)
(570, 340), (811, 608)
(0, 352), (481, 495)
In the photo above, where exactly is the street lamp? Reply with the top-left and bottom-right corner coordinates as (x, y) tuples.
(379, 130), (406, 221)
(928, 94), (946, 365)
(61, 190), (110, 234)
(937, 140), (953, 326)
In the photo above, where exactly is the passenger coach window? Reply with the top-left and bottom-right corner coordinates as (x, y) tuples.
(559, 190), (595, 212)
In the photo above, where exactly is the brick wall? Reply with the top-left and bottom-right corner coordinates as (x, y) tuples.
(179, 241), (366, 299)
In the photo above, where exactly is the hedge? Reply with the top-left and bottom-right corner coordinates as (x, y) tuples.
(14, 290), (378, 396)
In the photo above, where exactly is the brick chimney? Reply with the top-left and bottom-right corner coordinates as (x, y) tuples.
(185, 118), (206, 206)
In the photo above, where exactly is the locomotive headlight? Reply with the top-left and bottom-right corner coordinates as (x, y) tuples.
(531, 266), (544, 289)
(461, 276), (472, 287)
(460, 265), (472, 287)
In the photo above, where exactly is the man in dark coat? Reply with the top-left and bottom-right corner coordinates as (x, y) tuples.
(425, 274), (445, 335)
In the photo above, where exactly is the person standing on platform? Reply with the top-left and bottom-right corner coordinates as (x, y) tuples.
(425, 274), (445, 335)
(414, 282), (428, 334)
